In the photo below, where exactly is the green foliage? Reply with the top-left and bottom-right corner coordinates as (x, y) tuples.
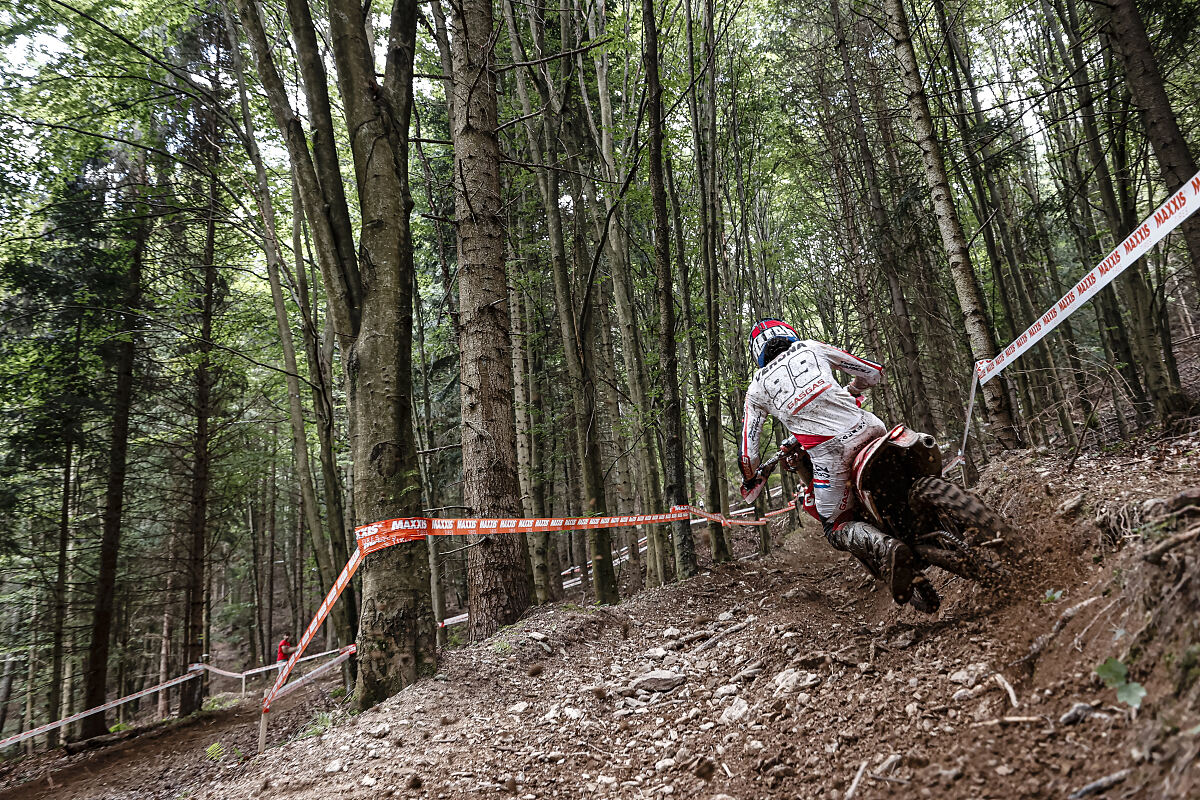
(445, 627), (466, 650)
(202, 694), (240, 712)
(1042, 589), (1063, 604)
(1176, 644), (1200, 695)
(109, 722), (131, 733)
(298, 711), (334, 739)
(204, 742), (225, 761)
(1116, 682), (1147, 709)
(1096, 656), (1128, 687)
(1096, 657), (1146, 710)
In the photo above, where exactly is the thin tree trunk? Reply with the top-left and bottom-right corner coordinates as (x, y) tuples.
(79, 190), (147, 739)
(156, 552), (175, 718)
(1101, 0), (1200, 290)
(47, 437), (72, 746)
(248, 501), (264, 665)
(235, 0), (434, 707)
(883, 0), (1022, 448)
(829, 0), (930, 433)
(578, 0), (666, 585)
(179, 166), (218, 718)
(222, 8), (357, 650)
(500, 0), (617, 604)
(1053, 0), (1184, 421)
(0, 613), (16, 734)
(647, 2), (697, 581)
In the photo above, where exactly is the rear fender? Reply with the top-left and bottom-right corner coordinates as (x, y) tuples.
(852, 426), (943, 528)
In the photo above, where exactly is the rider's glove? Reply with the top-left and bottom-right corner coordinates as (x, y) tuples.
(740, 476), (766, 504)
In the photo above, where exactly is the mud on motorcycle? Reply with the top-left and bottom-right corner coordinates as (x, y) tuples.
(755, 426), (1015, 614)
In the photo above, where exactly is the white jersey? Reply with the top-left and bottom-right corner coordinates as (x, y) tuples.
(739, 339), (883, 471)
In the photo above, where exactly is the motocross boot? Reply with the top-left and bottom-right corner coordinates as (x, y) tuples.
(825, 520), (915, 605)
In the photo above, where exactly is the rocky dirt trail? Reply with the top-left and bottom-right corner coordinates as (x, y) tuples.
(5, 433), (1199, 800)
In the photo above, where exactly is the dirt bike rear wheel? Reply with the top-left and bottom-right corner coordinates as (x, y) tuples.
(908, 476), (1012, 585)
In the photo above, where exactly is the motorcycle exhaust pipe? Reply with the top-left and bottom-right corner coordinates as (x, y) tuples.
(920, 434), (936, 449)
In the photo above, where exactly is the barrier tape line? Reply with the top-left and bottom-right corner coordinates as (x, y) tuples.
(200, 664), (245, 680)
(763, 502), (797, 519)
(267, 502), (791, 711)
(2, 645), (358, 749)
(674, 504), (767, 527)
(942, 453), (966, 476)
(265, 548), (362, 712)
(943, 371), (981, 477)
(976, 169), (1200, 386)
(237, 647), (348, 678)
(272, 646), (355, 703)
(355, 509), (693, 553)
(0, 666), (203, 750)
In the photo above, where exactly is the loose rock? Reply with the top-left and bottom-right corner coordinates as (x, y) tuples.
(719, 697), (749, 724)
(1059, 702), (1097, 725)
(625, 670), (686, 695)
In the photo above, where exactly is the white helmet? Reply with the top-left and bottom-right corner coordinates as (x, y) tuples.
(749, 318), (799, 368)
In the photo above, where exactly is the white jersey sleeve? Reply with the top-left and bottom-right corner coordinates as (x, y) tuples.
(811, 341), (883, 386)
(739, 380), (772, 477)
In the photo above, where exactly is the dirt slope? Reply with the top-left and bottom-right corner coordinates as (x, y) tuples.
(0, 668), (342, 800)
(5, 433), (1199, 800)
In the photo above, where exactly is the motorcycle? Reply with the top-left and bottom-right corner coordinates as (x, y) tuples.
(755, 425), (1014, 613)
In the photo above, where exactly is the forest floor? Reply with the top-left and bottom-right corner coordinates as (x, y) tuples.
(3, 428), (1200, 800)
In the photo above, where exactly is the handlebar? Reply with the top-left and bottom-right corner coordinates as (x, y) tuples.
(755, 434), (801, 478)
(756, 451), (782, 478)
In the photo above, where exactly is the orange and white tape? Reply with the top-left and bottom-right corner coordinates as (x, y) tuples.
(271, 645), (355, 702)
(265, 503), (793, 711)
(763, 501), (796, 519)
(976, 169), (1200, 386)
(265, 549), (363, 711)
(952, 169), (1200, 469)
(674, 505), (767, 527)
(356, 509), (693, 554)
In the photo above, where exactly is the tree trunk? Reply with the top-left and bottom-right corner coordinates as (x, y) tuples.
(79, 184), (147, 739)
(883, 0), (1022, 448)
(828, 0), (933, 434)
(0, 611), (16, 735)
(1052, 0), (1184, 421)
(1101, 0), (1200, 290)
(47, 437), (72, 746)
(449, 0), (531, 639)
(235, 0), (435, 707)
(500, 0), (617, 604)
(683, 0), (730, 563)
(178, 166), (218, 718)
(222, 7), (358, 651)
(578, 0), (666, 585)
(647, 1), (697, 581)
(156, 556), (175, 719)
(527, 313), (561, 601)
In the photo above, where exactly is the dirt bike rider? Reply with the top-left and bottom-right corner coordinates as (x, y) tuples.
(738, 319), (916, 605)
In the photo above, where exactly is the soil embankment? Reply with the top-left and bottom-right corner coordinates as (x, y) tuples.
(4, 433), (1198, 799)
